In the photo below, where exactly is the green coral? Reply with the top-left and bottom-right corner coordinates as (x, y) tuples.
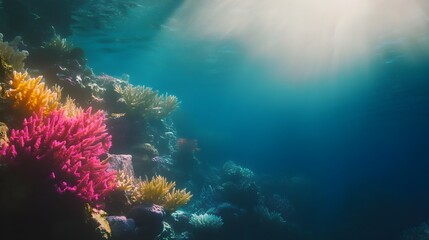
(115, 84), (179, 120)
(42, 34), (72, 53)
(189, 213), (224, 230)
(254, 205), (286, 225)
(223, 161), (254, 180)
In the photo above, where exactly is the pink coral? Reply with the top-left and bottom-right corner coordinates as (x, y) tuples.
(0, 107), (117, 206)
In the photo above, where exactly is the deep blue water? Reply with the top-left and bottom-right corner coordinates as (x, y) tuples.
(68, 1), (429, 239)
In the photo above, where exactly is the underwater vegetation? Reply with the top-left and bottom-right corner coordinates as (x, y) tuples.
(0, 2), (303, 238)
(0, 30), (299, 240)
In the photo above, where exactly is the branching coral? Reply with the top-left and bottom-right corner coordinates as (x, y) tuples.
(42, 34), (72, 53)
(135, 175), (176, 204)
(116, 169), (137, 197)
(62, 95), (83, 117)
(223, 161), (254, 181)
(164, 188), (193, 212)
(0, 107), (117, 206)
(189, 213), (224, 230)
(116, 171), (192, 211)
(0, 33), (29, 71)
(114, 84), (179, 120)
(6, 71), (62, 115)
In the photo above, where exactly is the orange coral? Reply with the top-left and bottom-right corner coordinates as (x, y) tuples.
(6, 71), (61, 115)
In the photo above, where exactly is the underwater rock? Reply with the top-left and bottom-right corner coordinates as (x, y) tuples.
(188, 213), (224, 240)
(106, 154), (134, 178)
(107, 115), (146, 154)
(208, 202), (246, 225)
(172, 138), (201, 178)
(131, 142), (159, 161)
(264, 194), (294, 220)
(136, 155), (174, 178)
(400, 220), (429, 240)
(168, 210), (192, 233)
(127, 204), (166, 239)
(146, 119), (177, 155)
(107, 216), (136, 240)
(156, 221), (176, 240)
(0, 55), (13, 81)
(221, 180), (260, 210)
(222, 161), (254, 182)
(254, 204), (286, 226)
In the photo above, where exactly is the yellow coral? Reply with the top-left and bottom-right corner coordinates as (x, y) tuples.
(135, 175), (176, 205)
(116, 172), (192, 211)
(164, 188), (193, 212)
(6, 71), (62, 115)
(116, 170), (136, 193)
(62, 96), (83, 118)
(86, 204), (112, 239)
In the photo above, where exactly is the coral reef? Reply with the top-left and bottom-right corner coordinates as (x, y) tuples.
(62, 95), (84, 117)
(0, 20), (302, 240)
(133, 175), (192, 212)
(5, 71), (62, 115)
(116, 171), (192, 212)
(0, 33), (29, 71)
(254, 204), (286, 225)
(189, 213), (224, 230)
(222, 160), (254, 181)
(189, 213), (224, 240)
(401, 220), (429, 240)
(0, 107), (116, 206)
(114, 84), (179, 120)
(26, 34), (97, 107)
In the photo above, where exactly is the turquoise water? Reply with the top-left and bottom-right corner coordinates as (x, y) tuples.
(72, 2), (429, 239)
(2, 0), (429, 239)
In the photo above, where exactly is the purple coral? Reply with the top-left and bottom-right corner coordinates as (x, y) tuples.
(0, 107), (117, 206)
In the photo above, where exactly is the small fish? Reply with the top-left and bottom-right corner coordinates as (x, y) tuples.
(31, 12), (41, 20)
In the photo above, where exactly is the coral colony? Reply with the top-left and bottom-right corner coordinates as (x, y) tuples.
(0, 29), (292, 240)
(0, 108), (116, 205)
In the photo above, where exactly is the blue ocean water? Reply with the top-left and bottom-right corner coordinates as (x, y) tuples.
(2, 0), (429, 239)
(70, 2), (429, 239)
